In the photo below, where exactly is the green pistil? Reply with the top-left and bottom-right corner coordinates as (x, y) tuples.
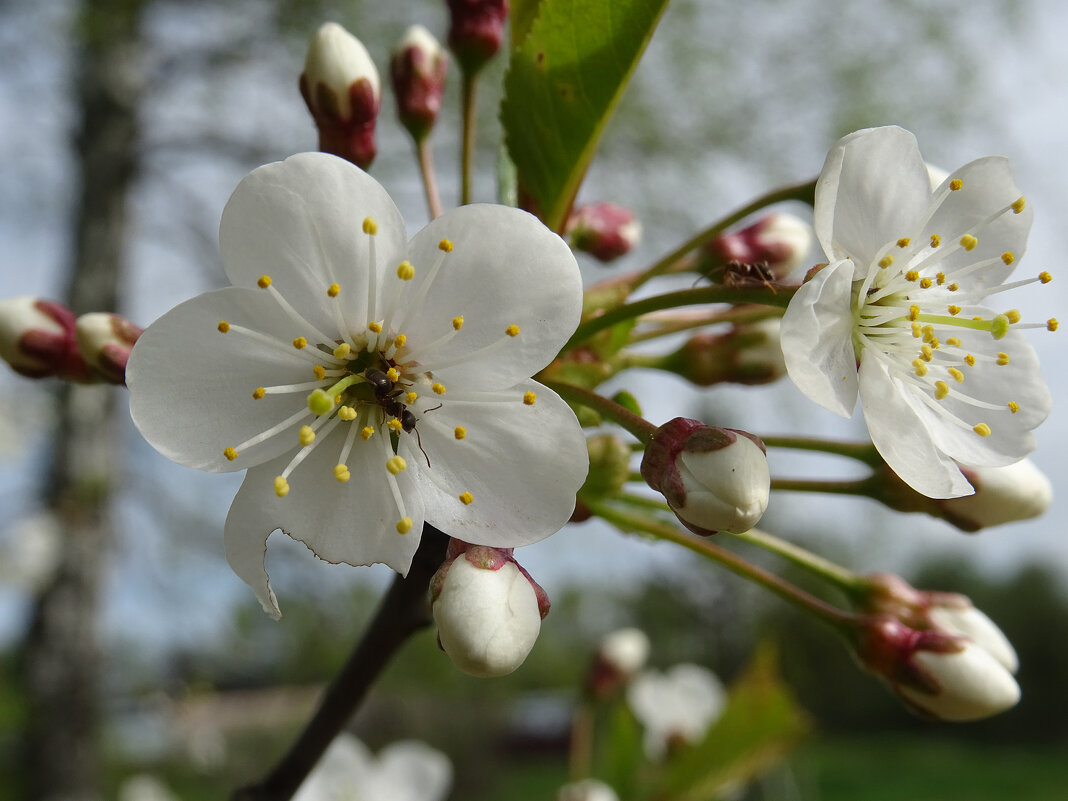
(916, 312), (1010, 340)
(307, 374), (363, 414)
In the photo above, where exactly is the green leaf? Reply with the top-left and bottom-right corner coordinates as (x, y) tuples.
(509, 0), (544, 51)
(501, 0), (670, 231)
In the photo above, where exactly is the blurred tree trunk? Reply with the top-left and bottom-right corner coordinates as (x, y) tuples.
(19, 0), (146, 798)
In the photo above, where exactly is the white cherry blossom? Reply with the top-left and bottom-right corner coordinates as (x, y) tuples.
(782, 126), (1052, 498)
(127, 152), (587, 617)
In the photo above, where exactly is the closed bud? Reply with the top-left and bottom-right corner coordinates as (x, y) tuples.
(565, 203), (641, 263)
(391, 25), (448, 142)
(938, 460), (1052, 532)
(75, 312), (142, 385)
(0, 296), (88, 381)
(701, 213), (813, 281)
(446, 0), (508, 74)
(558, 779), (620, 801)
(430, 541), (548, 677)
(660, 317), (786, 386)
(640, 418), (770, 535)
(587, 627), (650, 698)
(299, 22), (380, 169)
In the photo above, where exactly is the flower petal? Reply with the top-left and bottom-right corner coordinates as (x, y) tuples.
(412, 379), (587, 546)
(219, 152), (407, 333)
(815, 126), (931, 270)
(128, 287), (322, 472)
(858, 354), (974, 498)
(781, 259), (859, 417)
(395, 204), (582, 390)
(372, 741), (453, 801)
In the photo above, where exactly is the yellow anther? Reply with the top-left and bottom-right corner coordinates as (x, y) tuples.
(920, 277), (933, 289)
(1048, 318), (1060, 332)
(897, 238), (911, 248)
(506, 324), (520, 337)
(360, 426), (375, 440)
(912, 359), (928, 377)
(299, 425), (316, 446)
(368, 321), (382, 334)
(257, 275), (272, 288)
(333, 343), (351, 358)
(223, 447), (238, 461)
(920, 344), (933, 361)
(948, 283), (959, 292)
(948, 367), (965, 383)
(1040, 271), (1052, 284)
(946, 337), (962, 346)
(936, 272), (946, 285)
(922, 325), (935, 341)
(328, 283), (340, 297)
(339, 405), (357, 421)
(274, 476), (289, 498)
(950, 179), (963, 191)
(393, 334), (407, 349)
(1001, 252), (1015, 265)
(973, 423), (992, 437)
(396, 260), (415, 281)
(948, 305), (961, 315)
(905, 270), (920, 282)
(452, 316), (464, 330)
(313, 365), (327, 380)
(996, 352), (1010, 366)
(929, 337), (941, 349)
(960, 234), (978, 251)
(363, 217), (378, 235)
(293, 337), (307, 350)
(334, 464), (350, 482)
(908, 305), (920, 321)
(911, 322), (922, 338)
(1008, 401), (1019, 414)
(386, 455), (407, 475)
(934, 381), (949, 400)
(387, 418), (403, 432)
(1006, 309), (1021, 324)
(386, 367), (400, 382)
(454, 426), (467, 440)
(217, 320), (230, 333)
(878, 254), (894, 268)
(396, 517), (413, 534)
(930, 234), (942, 248)
(1012, 196), (1026, 214)
(334, 394), (342, 404)
(432, 382), (446, 395)
(438, 238), (453, 252)
(964, 354), (976, 366)
(405, 392), (418, 404)
(523, 391), (537, 405)
(253, 387), (266, 400)
(459, 491), (474, 506)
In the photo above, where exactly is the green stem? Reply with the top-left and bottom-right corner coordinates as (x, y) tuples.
(589, 502), (853, 632)
(724, 527), (863, 594)
(544, 381), (658, 444)
(761, 436), (882, 466)
(771, 477), (875, 495)
(416, 138), (443, 219)
(627, 305), (783, 344)
(460, 71), (478, 205)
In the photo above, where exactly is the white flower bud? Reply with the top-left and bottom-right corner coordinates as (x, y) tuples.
(750, 213), (813, 278)
(627, 663), (726, 760)
(0, 296), (85, 380)
(674, 435), (770, 534)
(75, 311), (142, 385)
(899, 641), (1020, 722)
(940, 460), (1052, 531)
(390, 25), (448, 141)
(928, 603), (1018, 674)
(433, 557), (543, 677)
(598, 627), (650, 678)
(303, 22), (380, 117)
(557, 779), (621, 801)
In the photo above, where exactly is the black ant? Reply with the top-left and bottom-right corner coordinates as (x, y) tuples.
(364, 368), (432, 467)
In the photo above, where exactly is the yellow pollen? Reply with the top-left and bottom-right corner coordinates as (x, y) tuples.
(393, 334), (407, 349)
(996, 352), (1010, 366)
(223, 447), (238, 461)
(897, 238), (911, 248)
(964, 354), (976, 366)
(934, 381), (949, 400)
(946, 337), (962, 346)
(912, 359), (928, 376)
(936, 272), (946, 285)
(1001, 252), (1015, 265)
(396, 517), (413, 534)
(397, 260), (415, 281)
(328, 283), (340, 297)
(432, 382), (446, 395)
(1048, 318), (1060, 331)
(293, 337), (307, 350)
(922, 325), (935, 340)
(438, 238), (453, 252)
(879, 254), (894, 268)
(339, 405), (357, 421)
(257, 275), (272, 288)
(506, 324), (520, 337)
(452, 316), (464, 330)
(930, 234), (942, 248)
(920, 277), (933, 289)
(950, 179), (963, 191)
(920, 345), (933, 361)
(217, 320), (230, 333)
(334, 464), (350, 482)
(929, 337), (941, 349)
(334, 394), (342, 404)
(960, 234), (978, 251)
(363, 217), (378, 235)
(1008, 401), (1019, 414)
(387, 418), (403, 432)
(386, 455), (407, 475)
(253, 387), (266, 399)
(948, 305), (961, 315)
(405, 392), (418, 404)
(973, 423), (992, 437)
(368, 321), (382, 334)
(909, 305), (920, 321)
(948, 283), (959, 292)
(454, 426), (467, 440)
(523, 391), (537, 405)
(299, 425), (316, 446)
(905, 270), (920, 282)
(386, 367), (400, 382)
(459, 491), (474, 505)
(313, 365), (327, 380)
(1006, 309), (1021, 324)
(1040, 271), (1052, 284)
(948, 367), (965, 383)
(360, 426), (375, 440)
(911, 322), (922, 338)
(1012, 196), (1026, 214)
(273, 476), (289, 498)
(333, 343), (351, 358)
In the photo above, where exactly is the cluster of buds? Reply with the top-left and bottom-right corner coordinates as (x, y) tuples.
(390, 25), (448, 143)
(698, 212), (813, 283)
(585, 627), (650, 699)
(655, 316), (787, 386)
(0, 297), (139, 385)
(565, 203), (642, 263)
(430, 539), (549, 677)
(446, 0), (508, 75)
(640, 418), (770, 536)
(849, 573), (1019, 721)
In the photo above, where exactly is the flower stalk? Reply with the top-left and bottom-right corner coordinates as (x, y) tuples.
(543, 381), (658, 444)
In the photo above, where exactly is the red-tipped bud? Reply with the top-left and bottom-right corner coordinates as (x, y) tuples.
(446, 0), (508, 74)
(640, 418), (770, 535)
(701, 213), (813, 281)
(587, 627), (650, 698)
(430, 540), (548, 677)
(565, 203), (641, 263)
(661, 317), (786, 386)
(390, 25), (448, 142)
(299, 22), (381, 169)
(0, 297), (89, 381)
(74, 312), (142, 385)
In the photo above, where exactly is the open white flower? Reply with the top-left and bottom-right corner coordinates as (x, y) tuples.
(627, 663), (726, 760)
(782, 126), (1052, 498)
(293, 735), (452, 801)
(127, 152), (587, 617)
